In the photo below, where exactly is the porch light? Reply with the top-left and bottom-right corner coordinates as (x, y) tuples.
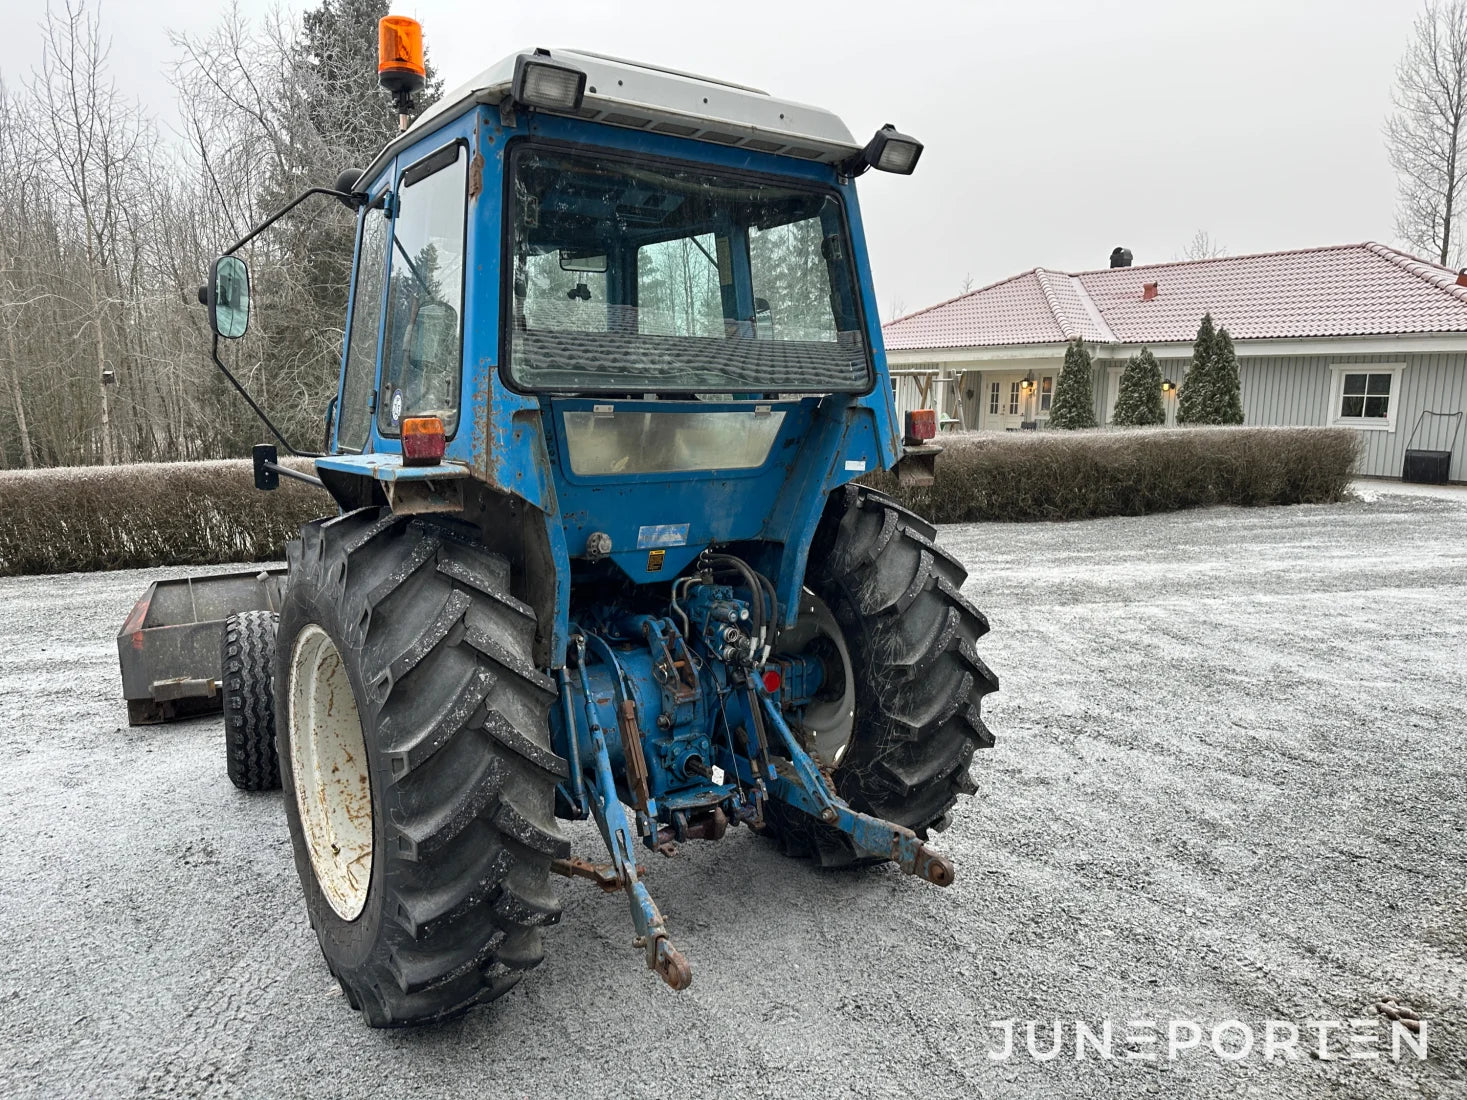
(512, 52), (587, 113)
(1161, 379), (1176, 394)
(1020, 370), (1036, 394)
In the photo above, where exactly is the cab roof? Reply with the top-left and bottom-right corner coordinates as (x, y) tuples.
(364, 48), (862, 182)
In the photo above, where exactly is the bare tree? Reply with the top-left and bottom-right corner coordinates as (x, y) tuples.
(960, 272), (974, 293)
(1181, 229), (1227, 261)
(0, 80), (38, 468)
(26, 1), (146, 464)
(1387, 1), (1467, 266)
(0, 0), (441, 468)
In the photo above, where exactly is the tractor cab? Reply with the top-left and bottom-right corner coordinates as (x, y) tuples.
(290, 47), (926, 666)
(191, 22), (996, 1028)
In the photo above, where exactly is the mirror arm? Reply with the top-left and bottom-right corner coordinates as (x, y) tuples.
(223, 186), (362, 257)
(209, 334), (322, 458)
(209, 182), (360, 459)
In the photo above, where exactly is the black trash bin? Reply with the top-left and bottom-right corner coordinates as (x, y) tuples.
(1402, 410), (1462, 485)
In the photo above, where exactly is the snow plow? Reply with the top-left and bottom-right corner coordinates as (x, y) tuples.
(118, 16), (997, 1027)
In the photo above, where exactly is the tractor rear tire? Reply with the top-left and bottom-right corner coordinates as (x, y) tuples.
(221, 610), (280, 791)
(763, 484), (998, 868)
(274, 509), (568, 1027)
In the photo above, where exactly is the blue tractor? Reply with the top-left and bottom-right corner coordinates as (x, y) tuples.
(202, 20), (997, 1027)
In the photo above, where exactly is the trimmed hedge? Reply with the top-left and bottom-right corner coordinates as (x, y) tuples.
(0, 427), (1359, 575)
(865, 426), (1360, 523)
(0, 459), (325, 576)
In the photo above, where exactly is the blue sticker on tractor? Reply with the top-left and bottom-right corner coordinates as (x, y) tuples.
(637, 523), (690, 549)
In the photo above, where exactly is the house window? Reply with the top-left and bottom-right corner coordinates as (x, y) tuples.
(1008, 380), (1021, 415)
(1330, 364), (1403, 432)
(1341, 373), (1390, 418)
(1040, 376), (1053, 413)
(989, 381), (1000, 415)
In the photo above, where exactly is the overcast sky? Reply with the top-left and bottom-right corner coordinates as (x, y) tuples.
(3, 0), (1423, 316)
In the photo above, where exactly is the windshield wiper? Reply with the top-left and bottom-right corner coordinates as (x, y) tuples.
(393, 235), (435, 295)
(689, 236), (718, 271)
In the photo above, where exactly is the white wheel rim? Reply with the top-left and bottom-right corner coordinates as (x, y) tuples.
(778, 589), (856, 767)
(288, 624), (373, 922)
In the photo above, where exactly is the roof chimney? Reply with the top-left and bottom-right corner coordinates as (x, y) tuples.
(1110, 247), (1133, 268)
(1142, 282), (1159, 301)
(1456, 268), (1467, 287)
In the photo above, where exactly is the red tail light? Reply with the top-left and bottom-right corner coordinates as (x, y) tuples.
(905, 409), (937, 444)
(401, 416), (445, 465)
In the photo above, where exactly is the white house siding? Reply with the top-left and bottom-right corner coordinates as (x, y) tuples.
(891, 361), (1068, 431)
(1140, 352), (1466, 479)
(890, 365), (937, 425)
(890, 364), (981, 429)
(892, 348), (1465, 480)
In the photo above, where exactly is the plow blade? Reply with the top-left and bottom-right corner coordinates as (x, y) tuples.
(116, 567), (287, 726)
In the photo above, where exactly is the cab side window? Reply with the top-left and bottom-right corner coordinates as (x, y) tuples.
(379, 144), (468, 437)
(337, 201), (389, 452)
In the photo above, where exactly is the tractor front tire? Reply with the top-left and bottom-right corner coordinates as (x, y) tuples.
(764, 485), (999, 867)
(274, 509), (568, 1027)
(221, 610), (280, 791)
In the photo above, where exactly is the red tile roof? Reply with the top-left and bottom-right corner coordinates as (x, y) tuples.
(883, 242), (1467, 350)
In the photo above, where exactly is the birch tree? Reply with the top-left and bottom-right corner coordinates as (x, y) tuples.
(1387, 1), (1467, 265)
(27, 1), (148, 464)
(0, 81), (39, 467)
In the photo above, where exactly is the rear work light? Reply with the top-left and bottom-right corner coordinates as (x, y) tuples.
(861, 124), (924, 175)
(401, 416), (445, 466)
(512, 51), (587, 112)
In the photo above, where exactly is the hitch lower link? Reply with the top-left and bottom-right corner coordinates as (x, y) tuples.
(756, 695), (956, 887)
(559, 635), (956, 993)
(567, 636), (692, 991)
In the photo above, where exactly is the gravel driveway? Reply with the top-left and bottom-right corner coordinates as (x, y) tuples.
(1, 490), (1463, 1099)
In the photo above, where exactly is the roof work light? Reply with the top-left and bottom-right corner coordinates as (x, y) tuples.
(512, 51), (588, 113)
(861, 124), (924, 175)
(840, 124), (924, 177)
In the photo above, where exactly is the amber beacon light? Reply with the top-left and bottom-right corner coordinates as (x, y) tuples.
(378, 15), (426, 127)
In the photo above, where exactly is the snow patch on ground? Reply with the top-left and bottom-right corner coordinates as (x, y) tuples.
(1, 495), (1464, 1097)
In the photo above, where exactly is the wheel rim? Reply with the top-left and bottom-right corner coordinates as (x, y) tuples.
(288, 624), (373, 922)
(777, 589), (856, 767)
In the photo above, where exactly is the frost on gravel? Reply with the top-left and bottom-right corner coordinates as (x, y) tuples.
(0, 492), (1464, 1098)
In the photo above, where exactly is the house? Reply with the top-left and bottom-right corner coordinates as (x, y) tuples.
(882, 243), (1467, 480)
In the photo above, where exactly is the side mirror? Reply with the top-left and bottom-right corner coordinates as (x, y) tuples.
(208, 255), (251, 339)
